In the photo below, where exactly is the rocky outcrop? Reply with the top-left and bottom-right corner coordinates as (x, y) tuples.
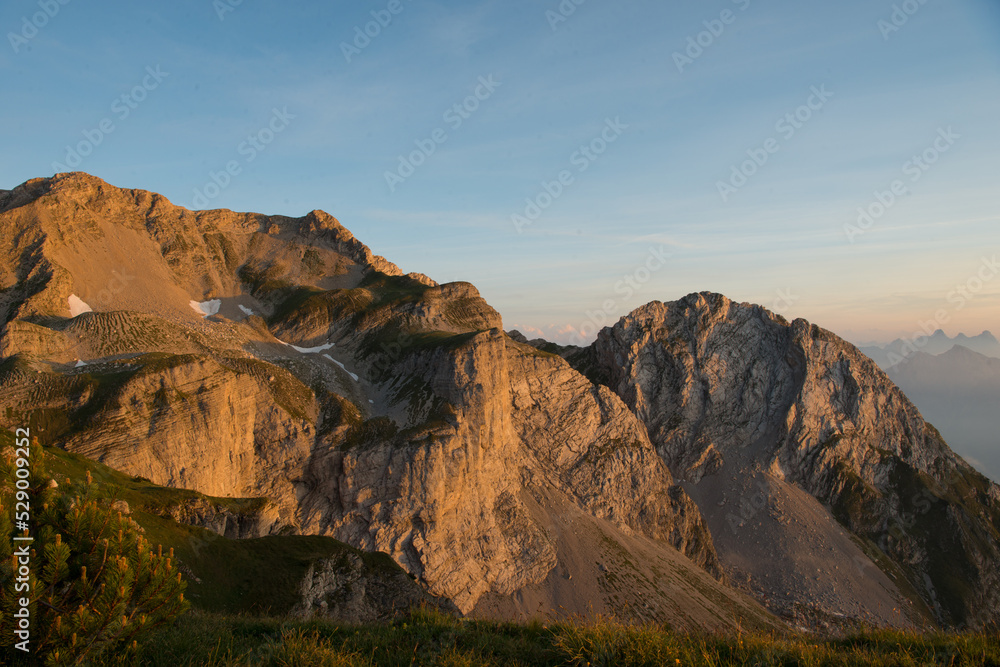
(163, 497), (287, 540)
(506, 342), (720, 577)
(296, 329), (558, 613)
(0, 353), (317, 527)
(592, 292), (1000, 628)
(292, 549), (457, 622)
(292, 327), (726, 617)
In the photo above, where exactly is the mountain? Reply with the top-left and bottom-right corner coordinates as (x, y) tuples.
(1, 173), (998, 631)
(862, 331), (1000, 369)
(579, 297), (1000, 629)
(885, 346), (1000, 483)
(0, 173), (765, 632)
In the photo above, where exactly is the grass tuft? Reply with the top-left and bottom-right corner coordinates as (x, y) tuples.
(104, 610), (1000, 667)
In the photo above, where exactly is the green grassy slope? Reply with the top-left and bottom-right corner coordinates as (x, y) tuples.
(120, 609), (1000, 666)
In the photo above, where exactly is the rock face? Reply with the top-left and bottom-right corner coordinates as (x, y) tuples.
(292, 549), (457, 623)
(294, 330), (726, 617)
(163, 497), (286, 540)
(1, 173), (996, 630)
(591, 293), (1000, 629)
(505, 343), (719, 577)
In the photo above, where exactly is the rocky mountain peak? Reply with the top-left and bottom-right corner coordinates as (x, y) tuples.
(589, 293), (1000, 628)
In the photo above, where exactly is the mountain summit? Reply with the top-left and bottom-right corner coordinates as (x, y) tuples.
(1, 173), (997, 630)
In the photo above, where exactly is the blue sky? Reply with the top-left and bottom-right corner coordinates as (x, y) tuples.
(2, 0), (998, 345)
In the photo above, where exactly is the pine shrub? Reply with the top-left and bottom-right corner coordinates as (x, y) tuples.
(1, 444), (188, 665)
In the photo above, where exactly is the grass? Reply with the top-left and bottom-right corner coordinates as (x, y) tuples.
(358, 272), (433, 310)
(362, 327), (482, 363)
(266, 285), (328, 325)
(104, 609), (1000, 666)
(316, 387), (364, 435)
(259, 270), (431, 330)
(41, 442), (261, 515)
(360, 326), (485, 387)
(179, 534), (401, 616)
(505, 336), (562, 361)
(342, 416), (400, 451)
(238, 261), (295, 297)
(218, 356), (317, 422)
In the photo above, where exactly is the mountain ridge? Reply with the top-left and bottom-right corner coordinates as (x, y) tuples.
(862, 330), (1000, 370)
(1, 172), (997, 631)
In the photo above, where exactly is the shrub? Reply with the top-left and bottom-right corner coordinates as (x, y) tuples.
(0, 444), (188, 665)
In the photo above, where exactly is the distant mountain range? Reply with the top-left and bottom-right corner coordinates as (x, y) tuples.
(861, 331), (1000, 369)
(1, 173), (998, 632)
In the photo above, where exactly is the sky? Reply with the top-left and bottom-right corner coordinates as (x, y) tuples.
(2, 0), (999, 346)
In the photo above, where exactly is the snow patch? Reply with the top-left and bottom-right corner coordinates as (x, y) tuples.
(74, 359), (87, 368)
(68, 295), (92, 317)
(277, 339), (335, 354)
(323, 354), (359, 381)
(238, 305), (255, 317)
(189, 299), (221, 318)
(289, 342), (334, 354)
